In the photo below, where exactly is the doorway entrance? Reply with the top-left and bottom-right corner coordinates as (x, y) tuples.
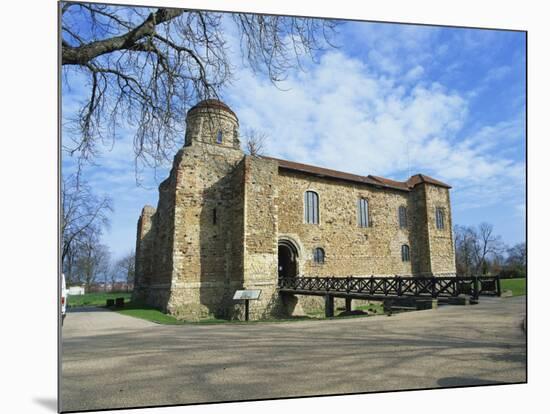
(278, 241), (298, 279)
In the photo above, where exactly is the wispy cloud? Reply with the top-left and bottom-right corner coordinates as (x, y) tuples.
(484, 65), (512, 83)
(228, 48), (524, 214)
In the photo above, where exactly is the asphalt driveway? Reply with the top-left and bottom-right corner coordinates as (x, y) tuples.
(60, 297), (526, 412)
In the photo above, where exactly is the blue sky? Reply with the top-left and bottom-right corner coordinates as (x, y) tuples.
(62, 13), (526, 261)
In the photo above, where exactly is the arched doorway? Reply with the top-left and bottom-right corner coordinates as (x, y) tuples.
(278, 241), (298, 279)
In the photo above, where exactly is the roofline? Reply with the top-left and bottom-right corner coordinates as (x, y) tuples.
(261, 156), (451, 191)
(187, 99), (239, 121)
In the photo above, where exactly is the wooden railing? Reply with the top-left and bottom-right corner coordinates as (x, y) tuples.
(278, 275), (501, 300)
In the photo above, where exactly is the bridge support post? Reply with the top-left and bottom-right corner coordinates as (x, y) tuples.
(325, 295), (334, 318)
(345, 297), (352, 312)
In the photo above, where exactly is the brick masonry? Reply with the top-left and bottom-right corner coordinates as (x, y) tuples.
(133, 100), (456, 320)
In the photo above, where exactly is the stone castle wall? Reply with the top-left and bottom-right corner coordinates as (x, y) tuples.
(133, 206), (155, 303)
(136, 103), (247, 320)
(276, 169), (415, 277)
(424, 184), (456, 276)
(241, 156), (284, 319)
(134, 100), (456, 320)
(409, 184), (432, 276)
(166, 143), (245, 319)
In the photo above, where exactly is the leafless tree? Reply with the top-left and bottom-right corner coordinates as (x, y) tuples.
(242, 128), (268, 156)
(473, 222), (505, 274)
(454, 223), (505, 275)
(507, 242), (526, 268)
(504, 242), (526, 278)
(115, 250), (136, 291)
(454, 225), (477, 276)
(61, 173), (113, 268)
(72, 232), (111, 291)
(61, 2), (338, 168)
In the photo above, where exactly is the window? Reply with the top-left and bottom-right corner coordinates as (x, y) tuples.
(304, 191), (319, 224)
(401, 244), (410, 262)
(213, 208), (217, 225)
(357, 198), (369, 227)
(398, 206), (407, 228)
(313, 247), (325, 264)
(435, 207), (445, 229)
(216, 130), (223, 144)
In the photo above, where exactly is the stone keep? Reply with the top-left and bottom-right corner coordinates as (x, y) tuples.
(134, 99), (456, 320)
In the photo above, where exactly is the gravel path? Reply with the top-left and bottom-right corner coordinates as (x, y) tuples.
(61, 296), (526, 412)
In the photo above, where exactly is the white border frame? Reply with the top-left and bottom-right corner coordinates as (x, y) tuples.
(4, 1), (542, 414)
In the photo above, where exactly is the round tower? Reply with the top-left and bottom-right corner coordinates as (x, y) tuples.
(184, 99), (241, 150)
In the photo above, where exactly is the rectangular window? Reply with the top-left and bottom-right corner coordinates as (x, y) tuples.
(304, 191), (319, 224)
(401, 245), (410, 262)
(213, 208), (217, 225)
(399, 206), (407, 228)
(357, 198), (369, 227)
(436, 207), (445, 229)
(313, 248), (325, 264)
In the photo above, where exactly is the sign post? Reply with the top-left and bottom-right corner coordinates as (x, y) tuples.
(233, 290), (262, 321)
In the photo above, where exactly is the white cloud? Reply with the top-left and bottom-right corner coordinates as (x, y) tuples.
(404, 65), (425, 82)
(484, 65), (512, 82)
(343, 22), (440, 77)
(226, 49), (524, 212)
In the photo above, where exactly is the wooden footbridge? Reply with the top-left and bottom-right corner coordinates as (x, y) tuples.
(278, 275), (502, 317)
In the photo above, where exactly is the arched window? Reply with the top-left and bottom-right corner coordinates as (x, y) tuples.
(304, 191), (319, 224)
(435, 207), (445, 229)
(313, 247), (325, 264)
(398, 205), (408, 228)
(216, 130), (223, 144)
(401, 244), (410, 262)
(357, 198), (369, 227)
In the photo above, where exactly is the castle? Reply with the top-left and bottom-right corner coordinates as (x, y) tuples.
(133, 99), (456, 320)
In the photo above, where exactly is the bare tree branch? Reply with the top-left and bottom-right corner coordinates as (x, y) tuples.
(61, 3), (338, 171)
(62, 8), (184, 65)
(454, 223), (505, 275)
(61, 173), (113, 266)
(242, 128), (268, 156)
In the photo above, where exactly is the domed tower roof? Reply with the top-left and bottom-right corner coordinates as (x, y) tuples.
(184, 99), (241, 150)
(187, 99), (238, 121)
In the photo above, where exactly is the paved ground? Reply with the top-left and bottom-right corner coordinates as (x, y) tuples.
(60, 297), (526, 412)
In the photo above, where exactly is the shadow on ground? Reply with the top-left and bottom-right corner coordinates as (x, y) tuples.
(33, 397), (57, 412)
(437, 377), (503, 387)
(61, 296), (527, 411)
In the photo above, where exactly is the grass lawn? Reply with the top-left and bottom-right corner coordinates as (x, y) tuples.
(68, 292), (132, 307)
(500, 278), (526, 296)
(115, 302), (187, 324)
(355, 303), (385, 314)
(114, 301), (383, 325)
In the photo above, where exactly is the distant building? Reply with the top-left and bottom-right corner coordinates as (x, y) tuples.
(87, 282), (133, 293)
(68, 286), (85, 295)
(134, 100), (456, 320)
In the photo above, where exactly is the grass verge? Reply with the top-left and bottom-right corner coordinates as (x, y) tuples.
(354, 303), (385, 314)
(68, 292), (132, 307)
(500, 278), (526, 296)
(114, 301), (382, 325)
(115, 302), (187, 324)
